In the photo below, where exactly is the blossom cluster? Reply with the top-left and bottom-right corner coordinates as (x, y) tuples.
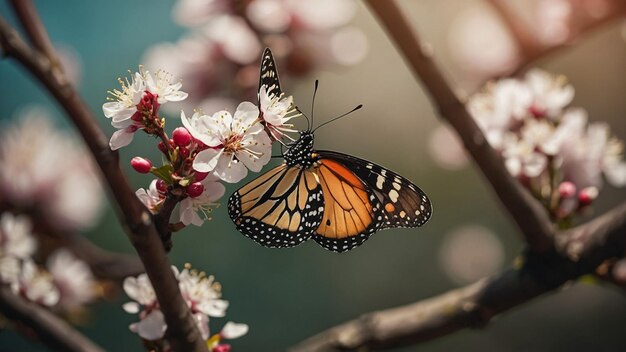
(123, 265), (247, 351)
(467, 69), (626, 222)
(143, 0), (367, 114)
(0, 109), (104, 231)
(105, 66), (296, 227)
(0, 212), (96, 310)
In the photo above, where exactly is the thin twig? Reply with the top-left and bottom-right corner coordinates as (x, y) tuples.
(291, 201), (626, 351)
(0, 15), (207, 352)
(0, 287), (104, 352)
(8, 0), (64, 83)
(365, 0), (555, 252)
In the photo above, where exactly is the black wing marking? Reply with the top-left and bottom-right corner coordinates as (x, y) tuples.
(258, 47), (282, 100)
(318, 150), (432, 229)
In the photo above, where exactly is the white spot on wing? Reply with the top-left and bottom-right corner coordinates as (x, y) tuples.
(389, 189), (399, 203)
(376, 175), (384, 189)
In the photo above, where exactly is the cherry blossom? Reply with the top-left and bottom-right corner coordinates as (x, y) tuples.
(103, 68), (188, 150)
(123, 264), (244, 344)
(0, 110), (103, 230)
(136, 180), (165, 213)
(178, 174), (226, 226)
(11, 259), (60, 307)
(461, 69), (626, 220)
(47, 249), (96, 310)
(182, 103), (272, 183)
(258, 85), (299, 141)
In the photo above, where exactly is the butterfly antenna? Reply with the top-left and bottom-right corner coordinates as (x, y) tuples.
(311, 80), (319, 131)
(312, 104), (363, 133)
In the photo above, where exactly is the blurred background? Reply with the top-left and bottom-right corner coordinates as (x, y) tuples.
(0, 0), (625, 351)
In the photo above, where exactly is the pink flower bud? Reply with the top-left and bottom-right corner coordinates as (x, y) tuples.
(131, 157), (152, 174)
(187, 182), (204, 198)
(158, 141), (167, 153)
(173, 127), (192, 147)
(213, 344), (231, 352)
(195, 172), (209, 182)
(529, 105), (545, 118)
(156, 179), (168, 194)
(578, 187), (598, 206)
(558, 181), (576, 198)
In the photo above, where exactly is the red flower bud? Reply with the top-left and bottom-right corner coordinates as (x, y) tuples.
(158, 141), (167, 153)
(131, 157), (152, 174)
(187, 182), (204, 198)
(578, 187), (598, 207)
(173, 127), (192, 147)
(558, 181), (576, 198)
(156, 179), (168, 194)
(213, 344), (231, 352)
(194, 172), (209, 182)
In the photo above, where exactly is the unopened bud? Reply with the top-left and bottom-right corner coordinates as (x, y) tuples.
(213, 344), (231, 352)
(173, 127), (192, 147)
(195, 172), (209, 182)
(156, 179), (168, 194)
(131, 157), (152, 174)
(578, 187), (598, 206)
(187, 182), (204, 198)
(558, 181), (576, 198)
(158, 141), (167, 153)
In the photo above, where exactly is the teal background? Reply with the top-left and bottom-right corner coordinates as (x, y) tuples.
(1, 1), (626, 351)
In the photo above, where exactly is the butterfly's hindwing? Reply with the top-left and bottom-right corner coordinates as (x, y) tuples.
(318, 151), (432, 229)
(259, 48), (282, 99)
(312, 159), (384, 253)
(227, 164), (324, 248)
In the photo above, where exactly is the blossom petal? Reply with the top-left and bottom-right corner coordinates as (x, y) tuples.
(197, 298), (229, 317)
(181, 111), (222, 147)
(122, 302), (140, 314)
(236, 129), (272, 172)
(135, 310), (167, 341)
(194, 312), (210, 340)
(165, 90), (188, 102)
(221, 321), (249, 339)
(213, 155), (247, 183)
(233, 101), (260, 135)
(109, 128), (135, 150)
(193, 148), (224, 173)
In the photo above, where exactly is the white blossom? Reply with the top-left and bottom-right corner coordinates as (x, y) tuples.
(0, 213), (36, 260)
(11, 259), (60, 307)
(47, 249), (96, 310)
(0, 110), (104, 230)
(258, 85), (299, 141)
(123, 265), (237, 342)
(182, 103), (272, 183)
(136, 180), (163, 213)
(178, 175), (225, 226)
(103, 68), (188, 150)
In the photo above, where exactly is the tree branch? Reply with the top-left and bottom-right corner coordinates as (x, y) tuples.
(365, 0), (555, 252)
(0, 14), (207, 352)
(0, 287), (104, 352)
(291, 201), (626, 351)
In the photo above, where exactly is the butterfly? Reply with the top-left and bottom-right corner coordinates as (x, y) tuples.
(227, 48), (432, 253)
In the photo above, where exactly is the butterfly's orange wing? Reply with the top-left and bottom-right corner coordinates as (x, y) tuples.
(312, 159), (384, 252)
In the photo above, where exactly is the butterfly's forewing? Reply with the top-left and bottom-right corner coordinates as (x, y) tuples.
(228, 164), (324, 248)
(259, 48), (282, 99)
(318, 151), (432, 229)
(312, 159), (384, 253)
